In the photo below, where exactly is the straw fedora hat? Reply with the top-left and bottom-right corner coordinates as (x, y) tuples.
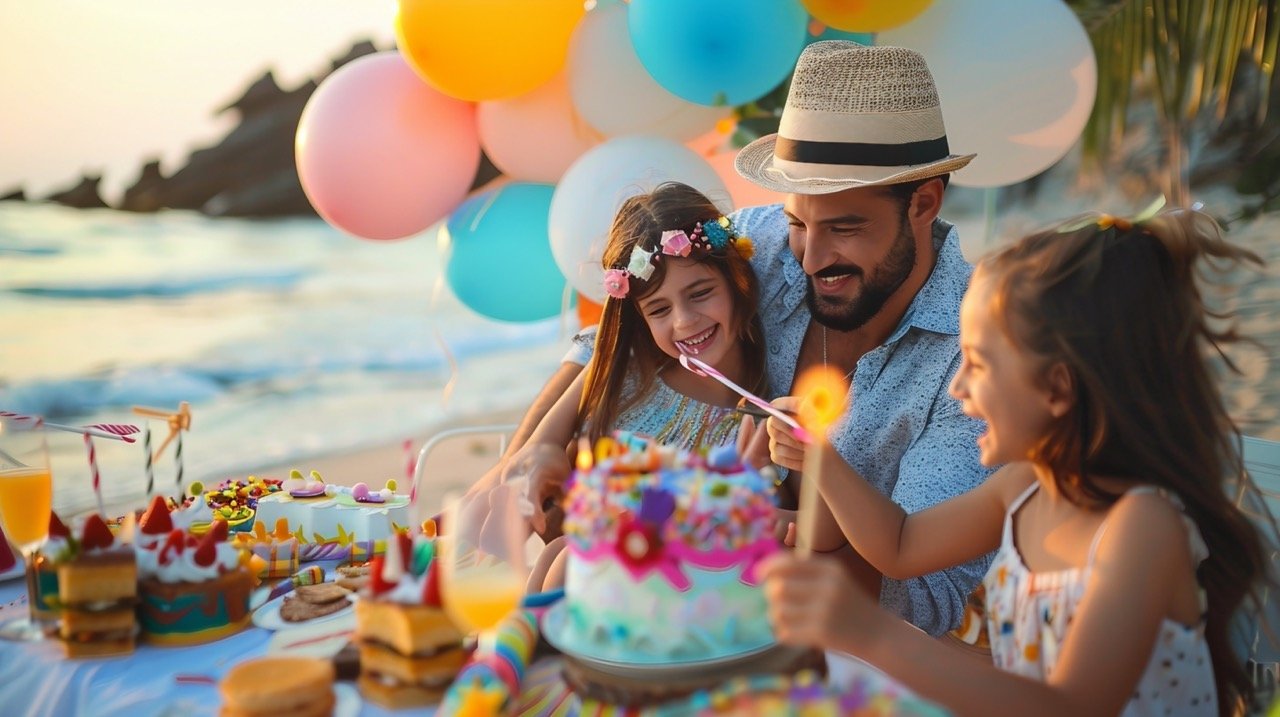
(736, 42), (975, 194)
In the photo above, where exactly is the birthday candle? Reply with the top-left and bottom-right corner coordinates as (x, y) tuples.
(793, 366), (848, 558)
(175, 430), (184, 499)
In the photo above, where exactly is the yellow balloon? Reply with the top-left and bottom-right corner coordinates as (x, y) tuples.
(397, 0), (586, 102)
(802, 0), (933, 33)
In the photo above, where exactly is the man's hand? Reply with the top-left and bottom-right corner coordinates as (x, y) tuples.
(765, 396), (806, 471)
(502, 442), (572, 535)
(736, 415), (770, 469)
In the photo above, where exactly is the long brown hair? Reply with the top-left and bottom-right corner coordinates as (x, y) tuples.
(576, 182), (765, 444)
(978, 209), (1270, 713)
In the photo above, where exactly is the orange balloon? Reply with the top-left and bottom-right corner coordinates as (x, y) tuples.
(802, 0), (933, 33)
(397, 0), (586, 101)
(577, 293), (603, 328)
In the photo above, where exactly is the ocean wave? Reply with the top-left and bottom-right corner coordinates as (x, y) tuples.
(0, 321), (564, 420)
(0, 243), (62, 256)
(7, 268), (308, 299)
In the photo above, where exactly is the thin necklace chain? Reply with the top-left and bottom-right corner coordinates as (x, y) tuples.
(821, 326), (857, 382)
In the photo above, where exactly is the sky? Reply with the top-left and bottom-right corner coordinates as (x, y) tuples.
(0, 0), (399, 201)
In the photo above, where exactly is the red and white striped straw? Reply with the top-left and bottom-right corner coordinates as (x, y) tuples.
(406, 438), (419, 505)
(1, 411), (138, 443)
(84, 433), (105, 517)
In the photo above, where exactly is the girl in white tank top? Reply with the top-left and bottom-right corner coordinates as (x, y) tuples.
(759, 209), (1273, 716)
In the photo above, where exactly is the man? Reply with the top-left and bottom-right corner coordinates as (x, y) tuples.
(488, 42), (994, 637)
(731, 42), (992, 636)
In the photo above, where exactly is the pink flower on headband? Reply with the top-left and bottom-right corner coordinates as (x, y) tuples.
(660, 230), (692, 257)
(603, 269), (630, 299)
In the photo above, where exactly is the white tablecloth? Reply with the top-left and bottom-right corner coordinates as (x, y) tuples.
(0, 570), (415, 717)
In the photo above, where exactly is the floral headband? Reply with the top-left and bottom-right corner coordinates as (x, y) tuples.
(602, 216), (754, 300)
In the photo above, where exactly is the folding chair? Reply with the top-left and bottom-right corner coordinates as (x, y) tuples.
(1236, 435), (1280, 711)
(409, 424), (519, 515)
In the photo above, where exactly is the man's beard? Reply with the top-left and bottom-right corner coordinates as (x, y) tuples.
(806, 217), (917, 331)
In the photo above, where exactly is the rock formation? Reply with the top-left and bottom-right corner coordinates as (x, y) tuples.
(43, 175), (108, 209)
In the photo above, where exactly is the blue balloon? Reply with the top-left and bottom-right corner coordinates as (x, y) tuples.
(629, 0), (808, 107)
(445, 183), (565, 323)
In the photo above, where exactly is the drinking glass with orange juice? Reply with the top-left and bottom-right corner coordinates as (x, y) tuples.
(0, 415), (54, 641)
(439, 484), (531, 635)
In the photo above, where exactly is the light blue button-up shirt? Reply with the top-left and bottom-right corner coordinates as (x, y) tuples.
(735, 203), (995, 636)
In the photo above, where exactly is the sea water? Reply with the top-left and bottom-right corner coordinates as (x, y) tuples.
(0, 203), (573, 516)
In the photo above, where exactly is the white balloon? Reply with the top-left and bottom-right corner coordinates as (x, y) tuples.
(880, 0), (1096, 188)
(550, 136), (730, 302)
(568, 4), (730, 142)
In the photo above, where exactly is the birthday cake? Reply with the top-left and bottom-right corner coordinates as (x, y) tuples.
(556, 439), (779, 666)
(136, 497), (252, 645)
(57, 514), (138, 658)
(251, 471), (411, 554)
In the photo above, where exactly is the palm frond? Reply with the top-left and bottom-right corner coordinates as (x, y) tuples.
(1074, 0), (1279, 158)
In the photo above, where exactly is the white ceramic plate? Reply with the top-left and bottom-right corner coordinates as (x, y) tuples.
(540, 601), (776, 677)
(252, 590), (357, 631)
(266, 617), (356, 658)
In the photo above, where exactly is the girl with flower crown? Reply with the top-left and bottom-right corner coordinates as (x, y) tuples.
(759, 209), (1274, 716)
(507, 181), (765, 590)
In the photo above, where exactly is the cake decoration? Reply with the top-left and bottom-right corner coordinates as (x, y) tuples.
(557, 437), (779, 665)
(252, 472), (410, 553)
(232, 518), (300, 580)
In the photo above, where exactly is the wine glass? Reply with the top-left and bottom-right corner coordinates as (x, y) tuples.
(439, 483), (532, 635)
(0, 416), (54, 641)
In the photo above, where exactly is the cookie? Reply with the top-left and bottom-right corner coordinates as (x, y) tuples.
(337, 564), (371, 578)
(280, 595), (351, 622)
(294, 583), (351, 605)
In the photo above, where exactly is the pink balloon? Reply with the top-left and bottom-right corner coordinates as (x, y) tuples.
(477, 72), (602, 183)
(296, 52), (481, 241)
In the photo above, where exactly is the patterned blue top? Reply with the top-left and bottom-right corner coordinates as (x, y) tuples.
(735, 203), (995, 636)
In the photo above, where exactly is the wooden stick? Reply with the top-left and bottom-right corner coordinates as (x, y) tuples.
(792, 366), (849, 559)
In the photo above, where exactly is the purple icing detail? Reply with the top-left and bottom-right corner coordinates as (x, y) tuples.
(637, 488), (675, 525)
(355, 493), (385, 504)
(289, 486), (327, 498)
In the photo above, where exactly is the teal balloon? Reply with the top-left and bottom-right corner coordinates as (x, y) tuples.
(445, 183), (565, 323)
(628, 0), (808, 107)
(807, 24), (874, 47)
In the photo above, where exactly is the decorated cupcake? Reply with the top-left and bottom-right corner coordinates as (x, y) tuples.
(136, 497), (251, 645)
